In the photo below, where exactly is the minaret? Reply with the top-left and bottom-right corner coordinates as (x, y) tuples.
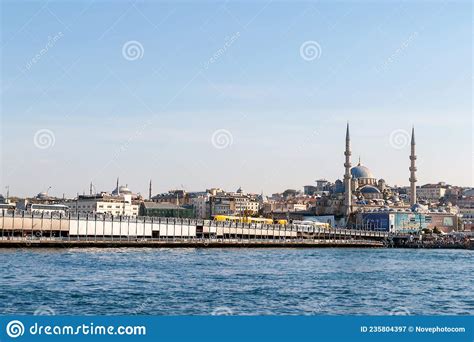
(409, 127), (417, 206)
(344, 123), (352, 217)
(116, 177), (120, 196)
(148, 180), (152, 200)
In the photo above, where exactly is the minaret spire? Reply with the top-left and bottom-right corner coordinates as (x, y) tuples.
(409, 126), (417, 206)
(149, 179), (152, 200)
(344, 122), (352, 218)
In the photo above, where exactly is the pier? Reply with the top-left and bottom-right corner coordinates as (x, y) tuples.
(0, 211), (387, 248)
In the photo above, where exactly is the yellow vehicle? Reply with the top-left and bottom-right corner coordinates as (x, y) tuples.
(274, 219), (288, 225)
(213, 215), (273, 224)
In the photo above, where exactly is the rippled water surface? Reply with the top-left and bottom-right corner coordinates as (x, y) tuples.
(0, 248), (472, 315)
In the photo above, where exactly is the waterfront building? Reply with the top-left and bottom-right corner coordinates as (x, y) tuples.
(152, 189), (189, 206)
(316, 179), (331, 191)
(407, 183), (447, 202)
(456, 188), (474, 231)
(65, 193), (140, 216)
(148, 187), (259, 219)
(207, 188), (225, 196)
(16, 199), (68, 214)
(210, 195), (234, 215)
(233, 187), (260, 213)
(64, 182), (140, 216)
(209, 188), (260, 217)
(15, 192), (69, 214)
(262, 201), (308, 214)
(304, 182), (331, 197)
(192, 194), (211, 219)
(355, 207), (459, 233)
(139, 202), (194, 218)
(281, 189), (301, 198)
(303, 185), (317, 196)
(65, 194), (139, 216)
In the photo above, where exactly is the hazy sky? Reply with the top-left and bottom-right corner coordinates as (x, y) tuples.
(1, 0), (472, 198)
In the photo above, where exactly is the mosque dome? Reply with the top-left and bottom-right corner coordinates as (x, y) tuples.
(351, 163), (374, 179)
(36, 192), (49, 199)
(119, 186), (131, 194)
(359, 185), (380, 194)
(112, 185), (132, 195)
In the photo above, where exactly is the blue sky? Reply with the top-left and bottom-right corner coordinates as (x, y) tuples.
(1, 0), (472, 198)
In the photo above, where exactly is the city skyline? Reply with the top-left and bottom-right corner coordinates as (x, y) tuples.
(1, 122), (470, 199)
(1, 1), (472, 197)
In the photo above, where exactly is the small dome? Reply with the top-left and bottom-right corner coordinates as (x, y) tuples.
(37, 192), (48, 199)
(411, 203), (428, 212)
(360, 185), (380, 194)
(351, 164), (374, 179)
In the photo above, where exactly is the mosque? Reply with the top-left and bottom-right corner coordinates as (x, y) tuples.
(335, 158), (386, 201)
(335, 124), (457, 233)
(316, 123), (418, 219)
(333, 123), (413, 208)
(341, 122), (417, 217)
